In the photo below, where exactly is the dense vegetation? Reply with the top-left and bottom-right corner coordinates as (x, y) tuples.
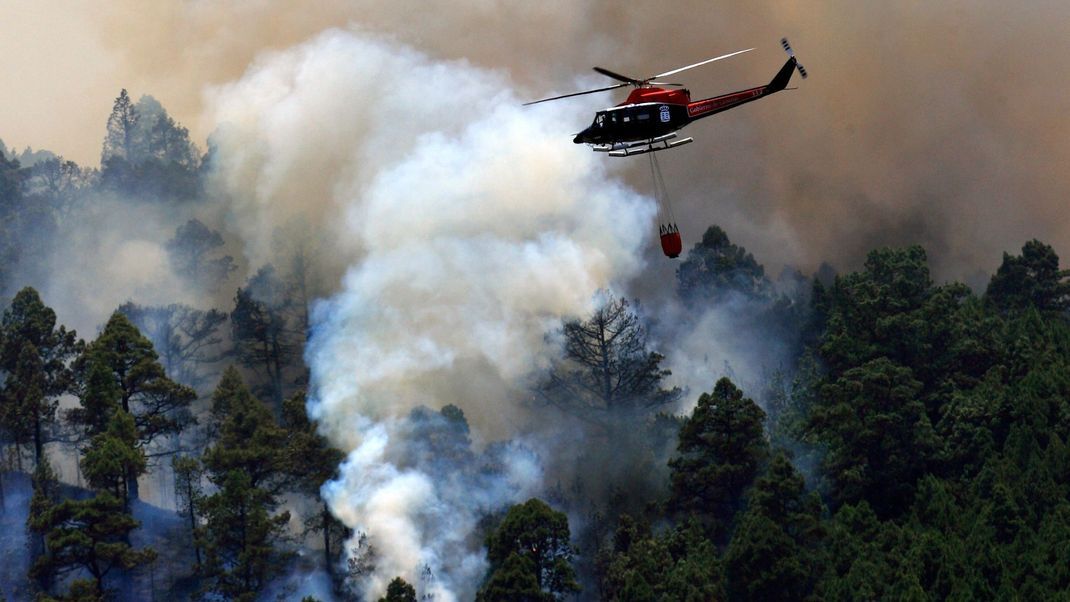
(2, 90), (1070, 601)
(589, 234), (1070, 601)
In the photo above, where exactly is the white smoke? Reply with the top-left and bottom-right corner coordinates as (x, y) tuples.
(206, 29), (654, 599)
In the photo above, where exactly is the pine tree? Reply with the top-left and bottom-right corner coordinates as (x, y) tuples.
(378, 577), (418, 602)
(101, 89), (137, 164)
(70, 311), (195, 501)
(598, 518), (722, 602)
(25, 155), (93, 218)
(172, 455), (204, 566)
(281, 391), (346, 573)
(26, 456), (60, 595)
(118, 301), (228, 389)
(197, 471), (288, 601)
(817, 245), (971, 416)
(477, 553), (547, 602)
(197, 367), (290, 601)
(538, 295), (681, 427)
(723, 451), (824, 601)
(67, 356), (122, 440)
(676, 225), (770, 304)
(668, 377), (768, 535)
(203, 367), (288, 489)
(133, 95), (199, 169)
(100, 92), (202, 199)
(0, 150), (23, 291)
(29, 408), (151, 597)
(3, 343), (48, 466)
(81, 409), (146, 506)
(809, 358), (937, 515)
(230, 266), (301, 412)
(986, 239), (1070, 314)
(724, 512), (808, 601)
(0, 146), (22, 213)
(479, 498), (580, 601)
(270, 217), (324, 336)
(0, 287), (79, 467)
(30, 491), (156, 598)
(164, 220), (236, 292)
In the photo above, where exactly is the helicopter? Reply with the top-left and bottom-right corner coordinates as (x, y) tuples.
(525, 38), (807, 156)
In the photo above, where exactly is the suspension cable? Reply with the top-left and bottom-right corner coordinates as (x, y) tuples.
(649, 151), (677, 225)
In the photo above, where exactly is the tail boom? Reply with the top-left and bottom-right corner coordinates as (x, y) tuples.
(685, 57), (797, 120)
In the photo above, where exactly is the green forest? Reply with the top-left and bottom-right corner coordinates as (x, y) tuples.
(3, 90), (1070, 602)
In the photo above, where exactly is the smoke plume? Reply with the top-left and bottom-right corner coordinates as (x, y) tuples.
(206, 29), (652, 599)
(10, 1), (1065, 282)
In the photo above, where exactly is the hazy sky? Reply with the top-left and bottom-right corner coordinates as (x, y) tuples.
(4, 1), (1070, 281)
(0, 2), (116, 163)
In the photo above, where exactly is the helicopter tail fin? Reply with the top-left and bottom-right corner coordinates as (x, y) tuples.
(768, 57), (797, 92)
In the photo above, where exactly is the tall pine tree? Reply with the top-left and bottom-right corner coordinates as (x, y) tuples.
(0, 287), (79, 468)
(231, 266), (301, 413)
(197, 367), (290, 601)
(478, 498), (580, 601)
(70, 311), (194, 502)
(281, 391), (347, 574)
(30, 491), (156, 599)
(668, 377), (769, 537)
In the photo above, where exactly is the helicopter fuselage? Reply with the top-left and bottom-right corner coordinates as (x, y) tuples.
(573, 100), (688, 145)
(573, 56), (797, 147)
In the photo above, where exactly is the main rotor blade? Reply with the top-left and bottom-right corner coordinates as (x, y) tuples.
(522, 82), (629, 106)
(593, 67), (642, 85)
(652, 48), (754, 79)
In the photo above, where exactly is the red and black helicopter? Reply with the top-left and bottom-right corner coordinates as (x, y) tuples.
(525, 38), (807, 157)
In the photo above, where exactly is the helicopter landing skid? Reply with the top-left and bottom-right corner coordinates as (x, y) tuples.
(592, 132), (676, 153)
(606, 135), (693, 157)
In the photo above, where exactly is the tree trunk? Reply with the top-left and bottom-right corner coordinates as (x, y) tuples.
(91, 555), (105, 598)
(34, 416), (44, 467)
(188, 481), (201, 566)
(599, 323), (612, 409)
(127, 466), (140, 504)
(270, 337), (284, 417)
(28, 525), (48, 589)
(240, 501), (251, 592)
(322, 503), (332, 574)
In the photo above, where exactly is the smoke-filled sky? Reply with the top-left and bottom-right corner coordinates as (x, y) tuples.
(4, 1), (1070, 280)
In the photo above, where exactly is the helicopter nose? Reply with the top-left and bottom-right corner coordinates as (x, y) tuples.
(573, 129), (588, 144)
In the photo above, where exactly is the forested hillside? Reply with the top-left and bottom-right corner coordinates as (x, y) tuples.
(594, 237), (1070, 601)
(2, 90), (1070, 601)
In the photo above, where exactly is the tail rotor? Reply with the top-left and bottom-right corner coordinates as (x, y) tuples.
(780, 38), (808, 79)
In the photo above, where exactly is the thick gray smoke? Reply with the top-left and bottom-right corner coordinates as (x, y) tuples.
(12, 197), (203, 335)
(73, 1), (1070, 283)
(206, 29), (653, 599)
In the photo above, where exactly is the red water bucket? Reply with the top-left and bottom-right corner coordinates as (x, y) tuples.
(660, 224), (682, 258)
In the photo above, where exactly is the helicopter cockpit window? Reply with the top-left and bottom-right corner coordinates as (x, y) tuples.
(595, 114), (605, 128)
